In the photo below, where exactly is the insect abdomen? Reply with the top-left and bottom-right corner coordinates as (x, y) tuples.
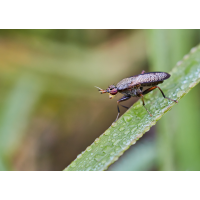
(136, 72), (170, 84)
(116, 72), (170, 91)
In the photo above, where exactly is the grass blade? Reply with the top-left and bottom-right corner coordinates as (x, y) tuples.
(65, 45), (200, 171)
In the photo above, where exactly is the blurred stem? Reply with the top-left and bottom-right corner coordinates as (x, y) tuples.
(0, 72), (45, 170)
(147, 30), (174, 170)
(147, 29), (196, 170)
(171, 31), (200, 170)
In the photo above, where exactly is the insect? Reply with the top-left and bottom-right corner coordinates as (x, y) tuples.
(95, 70), (178, 122)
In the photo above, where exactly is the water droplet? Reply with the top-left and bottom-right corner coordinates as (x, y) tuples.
(182, 80), (188, 84)
(137, 110), (146, 117)
(131, 140), (136, 145)
(146, 100), (151, 104)
(95, 138), (100, 143)
(124, 130), (129, 135)
(164, 98), (169, 103)
(131, 127), (137, 133)
(113, 139), (121, 146)
(183, 54), (189, 60)
(189, 82), (196, 88)
(159, 102), (166, 108)
(101, 160), (106, 164)
(177, 61), (182, 66)
(110, 152), (115, 155)
(119, 127), (125, 131)
(111, 122), (117, 127)
(113, 133), (118, 137)
(91, 153), (93, 155)
(95, 154), (104, 162)
(123, 115), (132, 122)
(88, 157), (92, 160)
(136, 133), (143, 140)
(71, 162), (76, 167)
(177, 91), (185, 98)
(162, 106), (172, 113)
(189, 74), (193, 79)
(155, 110), (160, 114)
(77, 154), (82, 159)
(144, 126), (150, 132)
(190, 47), (197, 53)
(112, 139), (116, 142)
(172, 92), (177, 97)
(115, 147), (120, 151)
(105, 130), (110, 135)
(155, 115), (162, 121)
(86, 146), (92, 152)
(181, 84), (187, 90)
(150, 104), (156, 110)
(103, 146), (112, 153)
(134, 101), (142, 109)
(138, 123), (143, 127)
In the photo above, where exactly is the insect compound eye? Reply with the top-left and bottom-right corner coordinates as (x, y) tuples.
(108, 85), (115, 91)
(109, 88), (118, 95)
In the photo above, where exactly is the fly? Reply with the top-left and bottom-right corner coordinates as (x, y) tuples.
(95, 70), (178, 122)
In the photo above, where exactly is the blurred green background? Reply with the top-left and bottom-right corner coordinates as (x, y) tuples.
(0, 29), (200, 171)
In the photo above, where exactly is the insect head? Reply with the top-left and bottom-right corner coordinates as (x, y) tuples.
(95, 85), (118, 99)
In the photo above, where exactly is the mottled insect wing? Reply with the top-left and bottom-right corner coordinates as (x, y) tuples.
(116, 72), (170, 90)
(135, 72), (170, 85)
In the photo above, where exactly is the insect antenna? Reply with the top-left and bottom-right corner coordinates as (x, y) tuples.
(94, 86), (107, 94)
(94, 86), (102, 91)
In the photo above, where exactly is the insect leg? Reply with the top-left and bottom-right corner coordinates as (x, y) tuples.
(138, 94), (152, 116)
(142, 86), (178, 103)
(141, 70), (146, 74)
(115, 95), (131, 121)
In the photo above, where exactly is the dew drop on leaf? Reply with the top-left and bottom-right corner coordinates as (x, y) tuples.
(177, 91), (185, 98)
(103, 146), (112, 153)
(124, 130), (129, 135)
(95, 138), (100, 143)
(86, 146), (92, 152)
(123, 115), (132, 122)
(113, 139), (121, 146)
(94, 154), (104, 162)
(110, 152), (115, 155)
(71, 162), (76, 168)
(77, 154), (82, 159)
(119, 127), (125, 131)
(105, 130), (110, 135)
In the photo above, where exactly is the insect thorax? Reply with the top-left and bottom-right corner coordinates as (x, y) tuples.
(120, 88), (139, 97)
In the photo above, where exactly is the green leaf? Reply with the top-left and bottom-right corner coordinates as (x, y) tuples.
(64, 45), (200, 171)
